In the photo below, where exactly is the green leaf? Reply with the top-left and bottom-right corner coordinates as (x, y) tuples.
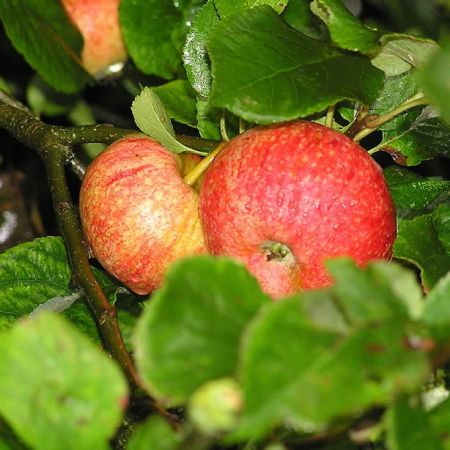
(213, 0), (246, 17)
(134, 256), (270, 405)
(394, 211), (450, 290)
(0, 236), (95, 338)
(126, 416), (181, 450)
(235, 296), (428, 439)
(131, 87), (196, 154)
(422, 272), (450, 340)
(196, 97), (223, 140)
(385, 399), (443, 450)
(120, 0), (203, 79)
(183, 0), (219, 97)
(0, 0), (91, 93)
(281, 0), (328, 39)
(428, 397), (450, 447)
(372, 34), (439, 77)
(26, 76), (77, 117)
(310, 0), (380, 54)
(153, 80), (197, 128)
(378, 107), (450, 166)
(417, 40), (450, 125)
(208, 6), (384, 123)
(0, 313), (128, 450)
(384, 166), (450, 214)
(245, 0), (288, 13)
(370, 71), (418, 130)
(433, 204), (450, 256)
(0, 236), (136, 348)
(214, 0), (288, 17)
(327, 259), (414, 324)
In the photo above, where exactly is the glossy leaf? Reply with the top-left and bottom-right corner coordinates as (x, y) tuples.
(0, 237), (96, 338)
(394, 210), (450, 290)
(153, 80), (197, 128)
(134, 256), (270, 405)
(183, 1), (219, 97)
(378, 107), (450, 166)
(311, 0), (380, 54)
(120, 0), (182, 78)
(0, 314), (128, 450)
(208, 6), (384, 123)
(246, 0), (288, 13)
(282, 0), (328, 39)
(0, 236), (135, 347)
(0, 0), (91, 93)
(384, 166), (450, 213)
(370, 71), (418, 130)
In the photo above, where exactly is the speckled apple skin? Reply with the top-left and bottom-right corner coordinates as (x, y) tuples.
(199, 121), (397, 298)
(79, 137), (206, 294)
(62, 0), (126, 76)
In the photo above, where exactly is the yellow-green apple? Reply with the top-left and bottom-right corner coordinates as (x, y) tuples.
(79, 136), (206, 295)
(199, 121), (396, 299)
(61, 0), (127, 77)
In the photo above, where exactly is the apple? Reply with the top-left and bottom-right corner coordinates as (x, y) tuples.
(62, 0), (127, 77)
(199, 121), (397, 299)
(79, 136), (207, 295)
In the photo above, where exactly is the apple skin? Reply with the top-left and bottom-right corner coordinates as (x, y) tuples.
(62, 0), (127, 77)
(79, 136), (207, 295)
(199, 121), (397, 299)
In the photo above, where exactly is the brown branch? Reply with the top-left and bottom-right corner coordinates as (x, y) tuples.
(0, 91), (139, 385)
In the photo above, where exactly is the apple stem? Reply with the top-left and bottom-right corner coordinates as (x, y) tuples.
(353, 94), (429, 142)
(239, 118), (247, 134)
(220, 113), (230, 141)
(325, 104), (336, 129)
(183, 142), (227, 186)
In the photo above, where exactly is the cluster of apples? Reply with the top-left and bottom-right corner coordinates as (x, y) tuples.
(79, 121), (397, 299)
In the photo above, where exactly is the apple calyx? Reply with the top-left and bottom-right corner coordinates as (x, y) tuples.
(261, 241), (293, 262)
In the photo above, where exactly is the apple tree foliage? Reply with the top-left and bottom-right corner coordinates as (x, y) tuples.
(0, 1), (450, 449)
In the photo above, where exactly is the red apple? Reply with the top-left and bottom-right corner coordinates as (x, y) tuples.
(199, 121), (396, 299)
(62, 0), (127, 77)
(79, 136), (206, 295)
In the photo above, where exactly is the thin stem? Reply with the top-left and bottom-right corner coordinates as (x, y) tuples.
(353, 95), (429, 143)
(239, 118), (247, 134)
(183, 142), (226, 186)
(220, 114), (230, 142)
(325, 104), (336, 129)
(43, 148), (140, 388)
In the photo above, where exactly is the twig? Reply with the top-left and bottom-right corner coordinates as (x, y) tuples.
(0, 90), (139, 387)
(353, 94), (429, 143)
(325, 104), (336, 129)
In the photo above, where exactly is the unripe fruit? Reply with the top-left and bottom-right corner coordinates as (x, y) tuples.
(79, 136), (206, 294)
(199, 121), (396, 299)
(188, 378), (243, 436)
(62, 0), (127, 77)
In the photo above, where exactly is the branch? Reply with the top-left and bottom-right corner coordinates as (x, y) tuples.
(0, 91), (139, 386)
